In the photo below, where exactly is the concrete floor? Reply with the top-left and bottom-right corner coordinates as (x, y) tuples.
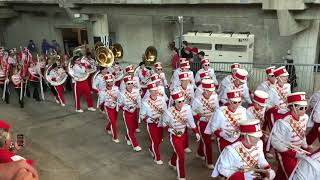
(0, 90), (220, 180)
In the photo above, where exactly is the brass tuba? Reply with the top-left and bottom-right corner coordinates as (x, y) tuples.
(111, 43), (124, 60)
(45, 64), (68, 86)
(67, 46), (90, 82)
(143, 46), (157, 66)
(95, 42), (114, 68)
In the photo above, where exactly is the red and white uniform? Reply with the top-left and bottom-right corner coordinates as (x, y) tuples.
(192, 91), (219, 165)
(289, 150), (320, 180)
(212, 140), (275, 179)
(118, 87), (141, 148)
(161, 103), (198, 179)
(169, 84), (194, 106)
(140, 88), (167, 161)
(8, 56), (17, 65)
(108, 63), (123, 87)
(48, 68), (66, 104)
(195, 68), (218, 86)
(257, 79), (275, 93)
(306, 91), (320, 145)
(0, 68), (5, 85)
(92, 73), (107, 110)
(143, 84), (168, 102)
(152, 62), (168, 87)
(11, 73), (23, 88)
(72, 63), (94, 110)
(246, 106), (266, 127)
(100, 85), (120, 140)
(266, 83), (291, 108)
(171, 68), (195, 89)
(205, 105), (247, 152)
(120, 76), (140, 91)
(28, 66), (40, 82)
(269, 113), (309, 179)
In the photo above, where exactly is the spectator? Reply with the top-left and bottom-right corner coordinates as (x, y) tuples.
(190, 48), (200, 62)
(198, 51), (205, 59)
(180, 41), (189, 58)
(27, 40), (37, 54)
(285, 59), (297, 92)
(51, 40), (61, 54)
(41, 39), (51, 55)
(171, 47), (179, 71)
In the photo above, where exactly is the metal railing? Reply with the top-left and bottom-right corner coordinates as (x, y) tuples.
(190, 61), (320, 95)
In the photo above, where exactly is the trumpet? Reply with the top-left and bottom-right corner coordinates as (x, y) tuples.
(223, 128), (240, 138)
(165, 121), (183, 137)
(275, 137), (311, 155)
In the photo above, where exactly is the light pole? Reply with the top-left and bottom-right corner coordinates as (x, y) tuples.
(178, 16), (184, 56)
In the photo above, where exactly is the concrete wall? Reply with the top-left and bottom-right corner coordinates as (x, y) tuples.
(108, 15), (176, 66)
(3, 12), (76, 53)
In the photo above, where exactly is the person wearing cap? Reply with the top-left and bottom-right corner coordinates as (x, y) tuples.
(0, 62), (9, 104)
(211, 119), (276, 180)
(92, 66), (109, 112)
(192, 79), (219, 169)
(257, 66), (276, 93)
(180, 41), (191, 59)
(27, 61), (41, 101)
(218, 63), (242, 93)
(48, 63), (66, 106)
(246, 90), (269, 127)
(194, 75), (211, 97)
(161, 90), (200, 180)
(11, 66), (24, 108)
(109, 61), (123, 87)
(143, 73), (168, 103)
(306, 91), (320, 145)
(170, 58), (196, 90)
(0, 120), (33, 166)
(152, 62), (168, 88)
(140, 82), (167, 165)
(219, 68), (252, 106)
(195, 58), (218, 87)
(268, 92), (309, 179)
(264, 66), (291, 131)
(72, 56), (96, 113)
(118, 75), (142, 152)
(170, 72), (195, 107)
(99, 74), (120, 143)
(119, 64), (140, 91)
(205, 89), (247, 152)
(136, 61), (151, 97)
(289, 127), (320, 180)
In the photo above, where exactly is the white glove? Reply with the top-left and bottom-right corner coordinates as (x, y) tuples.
(195, 133), (201, 142)
(268, 169), (276, 180)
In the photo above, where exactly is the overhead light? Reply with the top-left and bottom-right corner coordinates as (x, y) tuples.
(74, 13), (81, 18)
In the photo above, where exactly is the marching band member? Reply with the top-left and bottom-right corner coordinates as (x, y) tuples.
(136, 61), (150, 97)
(118, 75), (142, 152)
(143, 74), (168, 102)
(306, 91), (320, 145)
(81, 52), (96, 91)
(171, 59), (196, 90)
(289, 128), (320, 180)
(268, 92), (309, 180)
(153, 62), (168, 88)
(264, 66), (291, 130)
(219, 69), (252, 106)
(218, 63), (241, 93)
(256, 66), (276, 92)
(192, 79), (219, 169)
(120, 65), (140, 91)
(161, 90), (200, 180)
(246, 90), (269, 127)
(109, 61), (123, 87)
(0, 64), (9, 104)
(205, 89), (247, 152)
(92, 66), (109, 112)
(169, 72), (194, 106)
(48, 63), (66, 106)
(194, 71), (211, 97)
(11, 66), (24, 108)
(28, 62), (41, 101)
(140, 82), (167, 164)
(8, 49), (17, 67)
(72, 56), (96, 113)
(100, 74), (120, 143)
(212, 119), (276, 180)
(195, 58), (218, 87)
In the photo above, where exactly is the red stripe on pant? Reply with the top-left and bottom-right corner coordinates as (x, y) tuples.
(197, 121), (213, 165)
(123, 110), (139, 147)
(275, 152), (297, 180)
(217, 137), (237, 152)
(105, 107), (118, 140)
(147, 122), (162, 161)
(54, 85), (65, 104)
(74, 80), (94, 110)
(170, 133), (186, 179)
(306, 122), (320, 145)
(184, 128), (189, 149)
